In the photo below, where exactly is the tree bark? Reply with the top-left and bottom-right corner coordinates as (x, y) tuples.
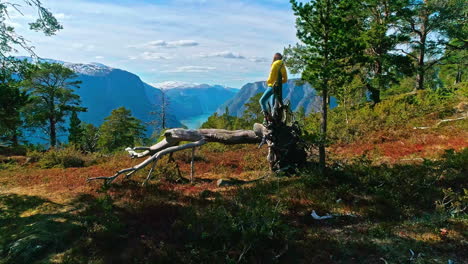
(416, 9), (428, 91)
(49, 117), (57, 147)
(88, 120), (307, 185)
(319, 85), (328, 173)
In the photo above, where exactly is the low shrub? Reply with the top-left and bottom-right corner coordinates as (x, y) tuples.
(26, 150), (43, 163)
(37, 146), (99, 169)
(0, 145), (27, 156)
(176, 184), (293, 263)
(305, 89), (464, 144)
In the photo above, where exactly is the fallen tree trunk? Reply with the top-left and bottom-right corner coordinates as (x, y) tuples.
(88, 95), (308, 186)
(88, 119), (308, 186)
(88, 124), (269, 185)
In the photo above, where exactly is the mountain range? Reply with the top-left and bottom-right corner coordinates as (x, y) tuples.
(217, 79), (337, 117)
(148, 81), (238, 120)
(18, 57), (338, 136)
(18, 57), (238, 134)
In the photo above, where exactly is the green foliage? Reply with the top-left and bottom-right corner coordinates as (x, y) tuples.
(68, 111), (83, 145)
(201, 93), (266, 130)
(140, 155), (182, 183)
(0, 58), (31, 146)
(298, 148), (468, 219)
(306, 89), (463, 143)
(435, 188), (467, 217)
(398, 0), (465, 90)
(0, 194), (82, 264)
(81, 194), (124, 239)
(438, 49), (467, 87)
(0, 0), (62, 58)
(286, 0), (366, 169)
(37, 145), (97, 169)
(286, 0), (364, 92)
(201, 111), (247, 130)
(360, 0), (412, 103)
(98, 107), (146, 153)
(26, 149), (43, 163)
(80, 123), (99, 153)
(177, 184), (292, 263)
(242, 93), (263, 125)
(23, 62), (86, 147)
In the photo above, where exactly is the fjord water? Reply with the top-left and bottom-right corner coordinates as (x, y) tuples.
(180, 113), (213, 129)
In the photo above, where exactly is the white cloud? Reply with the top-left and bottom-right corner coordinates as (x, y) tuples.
(10, 0), (297, 87)
(70, 43), (95, 51)
(130, 40), (199, 49)
(200, 51), (245, 59)
(129, 52), (172, 61)
(94, 55), (104, 59)
(165, 66), (216, 73)
(249, 57), (268, 63)
(54, 13), (71, 19)
(169, 40), (199, 47)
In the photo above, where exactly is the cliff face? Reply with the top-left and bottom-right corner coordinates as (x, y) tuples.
(217, 79), (337, 116)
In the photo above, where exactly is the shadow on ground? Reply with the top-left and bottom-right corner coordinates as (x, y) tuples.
(0, 193), (83, 263)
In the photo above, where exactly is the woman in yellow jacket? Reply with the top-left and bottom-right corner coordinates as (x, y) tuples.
(259, 52), (288, 123)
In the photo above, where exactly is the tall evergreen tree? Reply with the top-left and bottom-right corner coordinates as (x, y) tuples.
(286, 0), (364, 171)
(98, 107), (146, 152)
(438, 0), (466, 86)
(81, 123), (99, 153)
(68, 111), (83, 145)
(0, 58), (30, 146)
(1, 1), (62, 146)
(23, 62), (86, 147)
(398, 0), (463, 90)
(361, 0), (412, 103)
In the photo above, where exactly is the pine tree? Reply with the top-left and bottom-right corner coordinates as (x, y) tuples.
(361, 0), (412, 103)
(98, 107), (146, 152)
(23, 62), (86, 148)
(286, 0), (365, 172)
(68, 111), (83, 145)
(81, 123), (99, 153)
(243, 93), (263, 125)
(0, 58), (30, 146)
(398, 0), (463, 90)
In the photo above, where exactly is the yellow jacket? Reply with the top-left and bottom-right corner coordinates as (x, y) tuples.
(267, 60), (288, 87)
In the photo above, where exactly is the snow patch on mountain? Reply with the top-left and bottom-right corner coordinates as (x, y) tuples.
(150, 81), (200, 89)
(63, 62), (113, 76)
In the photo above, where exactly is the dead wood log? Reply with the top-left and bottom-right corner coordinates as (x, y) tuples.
(413, 115), (467, 130)
(87, 125), (267, 185)
(88, 99), (308, 186)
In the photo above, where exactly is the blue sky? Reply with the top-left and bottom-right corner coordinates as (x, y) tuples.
(9, 0), (299, 88)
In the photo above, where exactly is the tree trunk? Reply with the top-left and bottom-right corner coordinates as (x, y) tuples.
(49, 117), (57, 148)
(319, 85), (328, 173)
(373, 60), (383, 104)
(88, 85), (308, 185)
(367, 83), (381, 105)
(88, 121), (308, 185)
(416, 11), (428, 91)
(11, 129), (19, 147)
